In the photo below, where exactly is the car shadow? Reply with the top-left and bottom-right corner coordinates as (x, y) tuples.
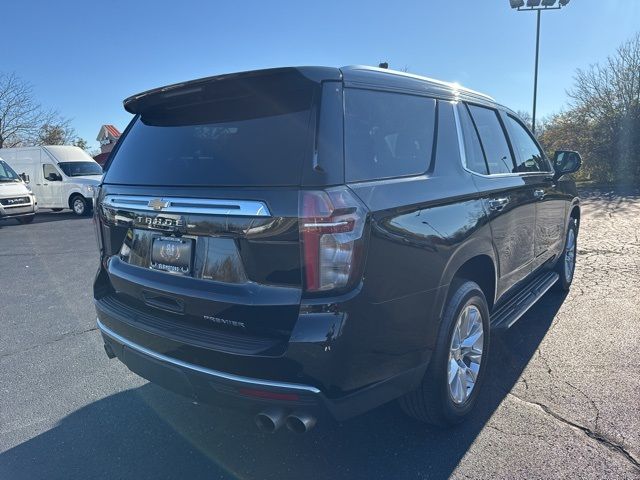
(0, 292), (567, 480)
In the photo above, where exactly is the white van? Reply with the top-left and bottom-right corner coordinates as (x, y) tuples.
(0, 146), (102, 216)
(0, 157), (38, 223)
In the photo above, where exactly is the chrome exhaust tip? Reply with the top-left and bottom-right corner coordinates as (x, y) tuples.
(255, 408), (286, 433)
(285, 412), (317, 434)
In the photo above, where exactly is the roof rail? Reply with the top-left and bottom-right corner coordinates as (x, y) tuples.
(340, 65), (495, 102)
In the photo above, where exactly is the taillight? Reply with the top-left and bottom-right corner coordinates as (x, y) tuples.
(299, 187), (368, 293)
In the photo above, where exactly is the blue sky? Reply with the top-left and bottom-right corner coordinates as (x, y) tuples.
(2, 0), (639, 150)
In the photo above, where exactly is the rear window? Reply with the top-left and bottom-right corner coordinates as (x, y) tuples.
(104, 88), (315, 186)
(344, 89), (436, 182)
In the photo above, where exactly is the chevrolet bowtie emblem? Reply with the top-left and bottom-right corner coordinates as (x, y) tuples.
(148, 198), (169, 211)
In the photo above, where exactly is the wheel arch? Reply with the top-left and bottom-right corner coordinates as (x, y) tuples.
(433, 238), (498, 323)
(68, 191), (85, 209)
(451, 255), (497, 311)
(570, 203), (580, 230)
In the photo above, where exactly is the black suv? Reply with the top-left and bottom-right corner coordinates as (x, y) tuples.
(94, 66), (581, 432)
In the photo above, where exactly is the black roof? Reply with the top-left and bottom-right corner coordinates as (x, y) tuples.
(124, 65), (499, 114)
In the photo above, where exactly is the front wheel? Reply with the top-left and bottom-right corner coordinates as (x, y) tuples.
(555, 219), (577, 291)
(399, 280), (490, 426)
(71, 196), (90, 216)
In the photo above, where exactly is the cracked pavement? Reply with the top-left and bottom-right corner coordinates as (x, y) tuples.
(1, 187), (639, 479)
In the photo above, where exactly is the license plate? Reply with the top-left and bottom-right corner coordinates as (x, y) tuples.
(150, 236), (193, 275)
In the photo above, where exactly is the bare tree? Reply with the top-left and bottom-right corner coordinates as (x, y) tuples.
(514, 110), (549, 137)
(566, 33), (640, 181)
(570, 33), (640, 122)
(0, 72), (77, 149)
(540, 32), (640, 183)
(0, 73), (45, 148)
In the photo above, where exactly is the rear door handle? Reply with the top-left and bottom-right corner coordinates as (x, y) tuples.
(534, 189), (546, 199)
(488, 198), (509, 211)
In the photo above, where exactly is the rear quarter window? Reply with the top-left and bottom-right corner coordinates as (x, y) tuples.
(344, 89), (436, 183)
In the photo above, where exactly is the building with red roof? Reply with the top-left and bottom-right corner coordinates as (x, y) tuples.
(94, 124), (121, 166)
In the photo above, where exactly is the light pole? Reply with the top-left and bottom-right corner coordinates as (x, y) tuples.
(509, 0), (571, 134)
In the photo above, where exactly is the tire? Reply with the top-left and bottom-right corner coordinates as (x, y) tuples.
(399, 280), (490, 426)
(71, 195), (90, 216)
(554, 218), (578, 291)
(17, 215), (35, 224)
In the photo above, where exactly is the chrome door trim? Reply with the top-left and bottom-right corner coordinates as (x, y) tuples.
(97, 319), (321, 394)
(102, 195), (271, 217)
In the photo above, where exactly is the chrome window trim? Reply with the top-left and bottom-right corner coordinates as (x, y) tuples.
(102, 195), (271, 217)
(97, 319), (321, 394)
(453, 102), (552, 179)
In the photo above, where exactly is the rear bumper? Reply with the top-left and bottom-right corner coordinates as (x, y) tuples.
(98, 318), (323, 410)
(97, 316), (427, 421)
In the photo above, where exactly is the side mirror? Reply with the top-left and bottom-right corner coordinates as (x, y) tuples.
(46, 173), (62, 182)
(19, 173), (30, 184)
(553, 150), (582, 180)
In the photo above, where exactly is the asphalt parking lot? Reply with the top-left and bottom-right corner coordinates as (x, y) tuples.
(1, 186), (639, 480)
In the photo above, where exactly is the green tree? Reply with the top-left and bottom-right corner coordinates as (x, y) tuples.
(36, 120), (76, 145)
(72, 137), (90, 151)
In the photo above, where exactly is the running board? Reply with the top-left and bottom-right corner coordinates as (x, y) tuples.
(490, 271), (559, 331)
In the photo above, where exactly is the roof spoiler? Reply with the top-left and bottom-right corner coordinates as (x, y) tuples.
(123, 67), (341, 115)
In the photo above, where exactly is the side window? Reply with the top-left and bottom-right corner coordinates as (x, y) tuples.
(506, 115), (548, 172)
(458, 104), (488, 175)
(344, 89), (436, 182)
(467, 104), (514, 175)
(43, 164), (61, 181)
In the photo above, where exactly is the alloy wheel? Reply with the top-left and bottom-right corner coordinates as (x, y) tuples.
(448, 304), (484, 405)
(73, 198), (85, 215)
(564, 228), (576, 283)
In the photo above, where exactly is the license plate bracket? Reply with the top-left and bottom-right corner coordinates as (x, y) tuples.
(150, 236), (194, 276)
